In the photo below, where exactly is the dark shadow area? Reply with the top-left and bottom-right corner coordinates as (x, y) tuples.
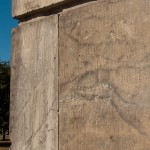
(0, 61), (10, 141)
(0, 141), (11, 147)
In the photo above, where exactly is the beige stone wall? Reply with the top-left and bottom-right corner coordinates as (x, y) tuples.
(59, 1), (150, 149)
(11, 0), (150, 150)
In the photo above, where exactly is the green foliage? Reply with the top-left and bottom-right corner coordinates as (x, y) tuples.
(0, 60), (10, 140)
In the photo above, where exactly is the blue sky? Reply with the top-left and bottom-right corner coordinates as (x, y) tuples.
(0, 0), (18, 61)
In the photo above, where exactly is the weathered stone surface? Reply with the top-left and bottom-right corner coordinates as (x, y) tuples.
(10, 15), (58, 150)
(12, 0), (72, 18)
(59, 0), (150, 149)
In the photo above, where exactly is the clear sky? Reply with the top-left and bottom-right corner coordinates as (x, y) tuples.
(0, 0), (18, 61)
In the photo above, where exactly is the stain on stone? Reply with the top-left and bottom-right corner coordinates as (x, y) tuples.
(82, 61), (90, 66)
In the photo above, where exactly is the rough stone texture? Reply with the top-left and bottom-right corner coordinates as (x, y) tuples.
(12, 0), (72, 18)
(10, 15), (58, 150)
(59, 0), (150, 149)
(11, 0), (150, 149)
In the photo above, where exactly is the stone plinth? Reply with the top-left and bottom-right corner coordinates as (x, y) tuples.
(12, 0), (73, 18)
(11, 0), (150, 150)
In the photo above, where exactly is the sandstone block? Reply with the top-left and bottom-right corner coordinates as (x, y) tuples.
(59, 0), (150, 149)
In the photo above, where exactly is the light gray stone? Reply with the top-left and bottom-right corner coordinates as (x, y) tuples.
(10, 15), (58, 150)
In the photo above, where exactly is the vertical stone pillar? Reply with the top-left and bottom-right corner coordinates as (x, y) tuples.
(10, 14), (58, 150)
(11, 0), (150, 150)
